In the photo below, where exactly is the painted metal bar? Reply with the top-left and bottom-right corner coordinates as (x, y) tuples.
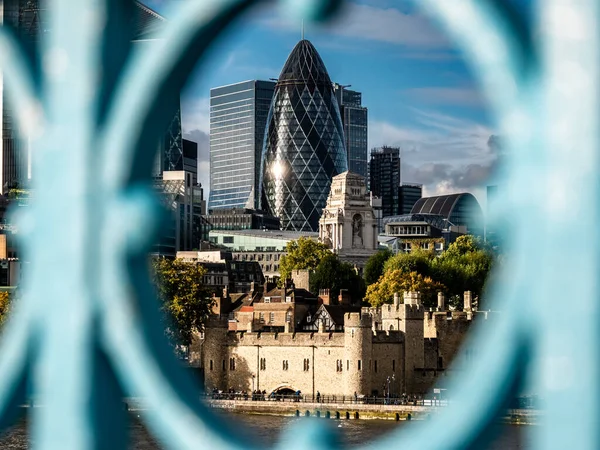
(0, 0), (593, 448)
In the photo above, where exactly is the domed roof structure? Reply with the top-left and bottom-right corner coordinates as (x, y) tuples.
(410, 193), (484, 236)
(261, 40), (348, 232)
(277, 40), (333, 86)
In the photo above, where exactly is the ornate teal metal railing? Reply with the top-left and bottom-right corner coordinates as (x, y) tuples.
(0, 0), (593, 448)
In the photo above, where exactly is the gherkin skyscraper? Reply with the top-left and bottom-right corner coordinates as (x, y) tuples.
(262, 39), (348, 232)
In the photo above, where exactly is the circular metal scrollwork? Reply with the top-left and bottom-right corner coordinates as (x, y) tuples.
(0, 0), (594, 449)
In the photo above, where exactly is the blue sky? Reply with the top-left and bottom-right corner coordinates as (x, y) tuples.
(143, 0), (531, 204)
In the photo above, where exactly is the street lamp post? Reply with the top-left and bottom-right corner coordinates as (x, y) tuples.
(386, 374), (395, 404)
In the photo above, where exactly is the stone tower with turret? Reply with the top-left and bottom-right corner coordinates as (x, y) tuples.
(398, 291), (425, 393)
(202, 317), (228, 391)
(319, 171), (378, 268)
(343, 312), (373, 396)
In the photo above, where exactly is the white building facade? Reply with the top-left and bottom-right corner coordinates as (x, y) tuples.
(319, 171), (378, 268)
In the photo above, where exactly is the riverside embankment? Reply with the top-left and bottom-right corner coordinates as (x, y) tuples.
(205, 399), (541, 424)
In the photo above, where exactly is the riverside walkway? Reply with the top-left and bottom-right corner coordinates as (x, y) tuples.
(203, 396), (541, 424)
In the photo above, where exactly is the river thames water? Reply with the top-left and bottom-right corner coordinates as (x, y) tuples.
(0, 411), (527, 449)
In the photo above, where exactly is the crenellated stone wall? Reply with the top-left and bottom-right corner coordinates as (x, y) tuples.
(201, 291), (483, 396)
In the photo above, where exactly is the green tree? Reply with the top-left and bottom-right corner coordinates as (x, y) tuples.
(365, 270), (445, 308)
(363, 249), (393, 285)
(151, 258), (214, 349)
(278, 237), (331, 284)
(310, 254), (366, 303)
(383, 247), (435, 276)
(430, 235), (494, 309)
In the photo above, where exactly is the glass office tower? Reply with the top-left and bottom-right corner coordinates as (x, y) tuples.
(333, 84), (368, 179)
(369, 146), (401, 217)
(208, 80), (276, 211)
(399, 183), (423, 215)
(262, 40), (348, 232)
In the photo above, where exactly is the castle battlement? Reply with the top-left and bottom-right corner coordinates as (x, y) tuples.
(425, 310), (473, 323)
(228, 331), (345, 347)
(202, 290), (483, 397)
(373, 330), (403, 343)
(402, 303), (424, 320)
(345, 312), (372, 328)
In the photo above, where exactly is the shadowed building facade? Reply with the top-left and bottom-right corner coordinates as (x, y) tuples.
(369, 146), (401, 218)
(262, 39), (348, 232)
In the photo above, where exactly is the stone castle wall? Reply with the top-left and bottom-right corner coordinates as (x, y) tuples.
(201, 300), (477, 397)
(290, 270), (311, 290)
(424, 311), (474, 369)
(204, 331), (347, 397)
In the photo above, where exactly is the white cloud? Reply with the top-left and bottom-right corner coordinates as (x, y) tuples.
(369, 111), (497, 204)
(197, 160), (210, 194)
(261, 3), (448, 48)
(181, 97), (209, 134)
(180, 95), (211, 190)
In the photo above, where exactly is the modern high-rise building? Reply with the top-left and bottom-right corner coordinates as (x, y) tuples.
(333, 84), (368, 179)
(399, 183), (423, 215)
(0, 1), (180, 194)
(262, 40), (348, 232)
(208, 80), (276, 212)
(0, 0), (50, 194)
(369, 146), (401, 217)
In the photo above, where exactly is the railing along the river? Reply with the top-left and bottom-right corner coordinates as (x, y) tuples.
(205, 393), (543, 409)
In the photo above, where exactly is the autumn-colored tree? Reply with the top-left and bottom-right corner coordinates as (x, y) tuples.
(278, 237), (332, 284)
(150, 258), (213, 349)
(0, 291), (10, 324)
(365, 270), (445, 308)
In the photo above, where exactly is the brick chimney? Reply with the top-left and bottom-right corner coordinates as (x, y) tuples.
(319, 289), (331, 305)
(339, 289), (351, 306)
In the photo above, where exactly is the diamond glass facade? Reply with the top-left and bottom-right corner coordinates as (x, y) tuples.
(262, 40), (348, 232)
(209, 80), (275, 211)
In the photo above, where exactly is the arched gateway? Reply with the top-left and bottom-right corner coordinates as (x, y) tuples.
(270, 385), (301, 399)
